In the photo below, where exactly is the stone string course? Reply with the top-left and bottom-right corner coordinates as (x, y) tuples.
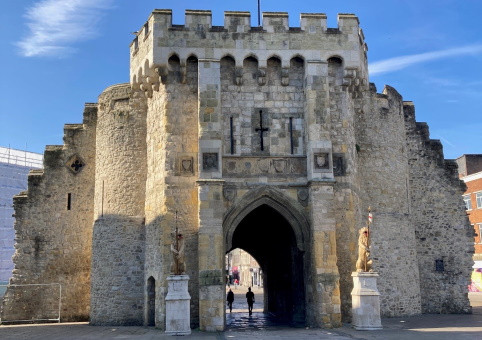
(1, 9), (472, 331)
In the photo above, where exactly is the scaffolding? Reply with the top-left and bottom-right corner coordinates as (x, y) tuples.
(0, 147), (43, 283)
(0, 146), (43, 168)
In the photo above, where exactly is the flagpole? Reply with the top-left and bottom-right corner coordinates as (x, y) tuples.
(175, 210), (179, 275)
(365, 206), (372, 272)
(258, 0), (261, 26)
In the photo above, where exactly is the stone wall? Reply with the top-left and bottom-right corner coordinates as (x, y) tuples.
(404, 102), (473, 314)
(328, 59), (361, 321)
(220, 56), (305, 156)
(90, 84), (147, 325)
(2, 8), (474, 331)
(131, 10), (368, 101)
(1, 104), (97, 322)
(144, 56), (201, 328)
(355, 85), (422, 317)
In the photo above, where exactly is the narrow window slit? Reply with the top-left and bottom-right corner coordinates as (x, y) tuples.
(230, 116), (234, 154)
(289, 117), (294, 154)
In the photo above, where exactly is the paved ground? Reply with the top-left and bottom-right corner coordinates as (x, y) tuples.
(0, 288), (481, 340)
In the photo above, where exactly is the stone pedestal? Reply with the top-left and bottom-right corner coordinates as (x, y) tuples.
(165, 275), (191, 335)
(351, 272), (382, 330)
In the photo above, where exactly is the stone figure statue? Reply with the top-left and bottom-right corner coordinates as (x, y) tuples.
(356, 226), (373, 272)
(170, 233), (186, 275)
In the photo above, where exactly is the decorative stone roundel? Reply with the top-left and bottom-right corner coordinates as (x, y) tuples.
(223, 187), (237, 201)
(66, 154), (86, 175)
(297, 188), (309, 201)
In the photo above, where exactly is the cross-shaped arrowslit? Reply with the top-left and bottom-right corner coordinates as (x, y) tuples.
(71, 160), (83, 172)
(255, 109), (269, 151)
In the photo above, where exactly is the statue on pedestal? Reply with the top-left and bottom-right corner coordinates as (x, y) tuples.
(356, 226), (372, 272)
(356, 207), (373, 272)
(165, 211), (191, 335)
(170, 229), (186, 275)
(351, 207), (381, 330)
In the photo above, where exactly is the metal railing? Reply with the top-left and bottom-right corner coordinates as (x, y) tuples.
(0, 147), (43, 168)
(0, 283), (61, 324)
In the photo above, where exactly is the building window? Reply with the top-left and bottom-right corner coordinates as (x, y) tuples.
(144, 22), (149, 36)
(476, 192), (482, 209)
(464, 194), (472, 210)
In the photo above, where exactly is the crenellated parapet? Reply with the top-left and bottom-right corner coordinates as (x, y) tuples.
(130, 9), (369, 97)
(403, 101), (462, 184)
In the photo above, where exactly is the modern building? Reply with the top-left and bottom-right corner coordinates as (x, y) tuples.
(226, 248), (262, 288)
(457, 154), (482, 292)
(0, 147), (43, 288)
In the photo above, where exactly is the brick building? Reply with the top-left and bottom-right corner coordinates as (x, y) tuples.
(457, 154), (482, 292)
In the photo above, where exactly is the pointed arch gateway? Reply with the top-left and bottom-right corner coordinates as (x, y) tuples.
(224, 186), (310, 324)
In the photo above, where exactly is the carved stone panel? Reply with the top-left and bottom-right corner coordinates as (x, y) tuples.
(314, 153), (329, 170)
(222, 157), (306, 177)
(297, 188), (309, 207)
(203, 153), (218, 171)
(223, 187), (237, 201)
(179, 156), (194, 176)
(273, 159), (286, 173)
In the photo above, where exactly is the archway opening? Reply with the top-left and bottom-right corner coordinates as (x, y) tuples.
(228, 204), (305, 325)
(147, 276), (155, 326)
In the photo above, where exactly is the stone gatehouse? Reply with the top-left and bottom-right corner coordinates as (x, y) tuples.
(1, 9), (474, 331)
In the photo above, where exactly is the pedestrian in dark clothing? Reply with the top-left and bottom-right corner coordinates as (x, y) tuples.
(227, 288), (234, 312)
(246, 287), (255, 315)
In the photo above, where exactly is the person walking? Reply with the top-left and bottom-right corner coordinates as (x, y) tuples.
(246, 287), (255, 315)
(226, 288), (234, 313)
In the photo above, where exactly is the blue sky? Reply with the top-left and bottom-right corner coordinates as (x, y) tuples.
(1, 0), (481, 159)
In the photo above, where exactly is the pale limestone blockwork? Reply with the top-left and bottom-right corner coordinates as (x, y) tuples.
(351, 272), (382, 330)
(165, 275), (191, 335)
(1, 8), (472, 332)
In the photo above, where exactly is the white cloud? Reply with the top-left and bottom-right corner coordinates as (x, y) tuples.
(17, 0), (114, 58)
(369, 44), (482, 76)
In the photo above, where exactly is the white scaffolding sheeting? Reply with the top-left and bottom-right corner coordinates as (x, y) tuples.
(0, 146), (43, 282)
(0, 146), (43, 168)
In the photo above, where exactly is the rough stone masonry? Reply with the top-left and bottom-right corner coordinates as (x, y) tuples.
(0, 9), (474, 331)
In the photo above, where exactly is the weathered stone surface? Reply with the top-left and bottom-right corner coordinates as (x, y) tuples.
(165, 275), (191, 335)
(1, 9), (472, 332)
(351, 272), (382, 330)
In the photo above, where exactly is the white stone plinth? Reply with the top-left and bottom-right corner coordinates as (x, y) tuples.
(165, 275), (191, 336)
(351, 272), (382, 330)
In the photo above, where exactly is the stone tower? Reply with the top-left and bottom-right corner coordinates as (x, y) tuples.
(1, 9), (473, 331)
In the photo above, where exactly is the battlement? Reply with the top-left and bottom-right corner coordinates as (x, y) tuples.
(135, 9), (359, 34)
(130, 9), (368, 93)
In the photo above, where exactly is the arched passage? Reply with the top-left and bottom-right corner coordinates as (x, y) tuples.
(146, 276), (155, 326)
(224, 188), (309, 325)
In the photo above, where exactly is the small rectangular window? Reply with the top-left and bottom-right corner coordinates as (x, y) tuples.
(476, 192), (482, 209)
(144, 22), (149, 37)
(435, 259), (444, 272)
(67, 193), (71, 211)
(463, 194), (472, 210)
